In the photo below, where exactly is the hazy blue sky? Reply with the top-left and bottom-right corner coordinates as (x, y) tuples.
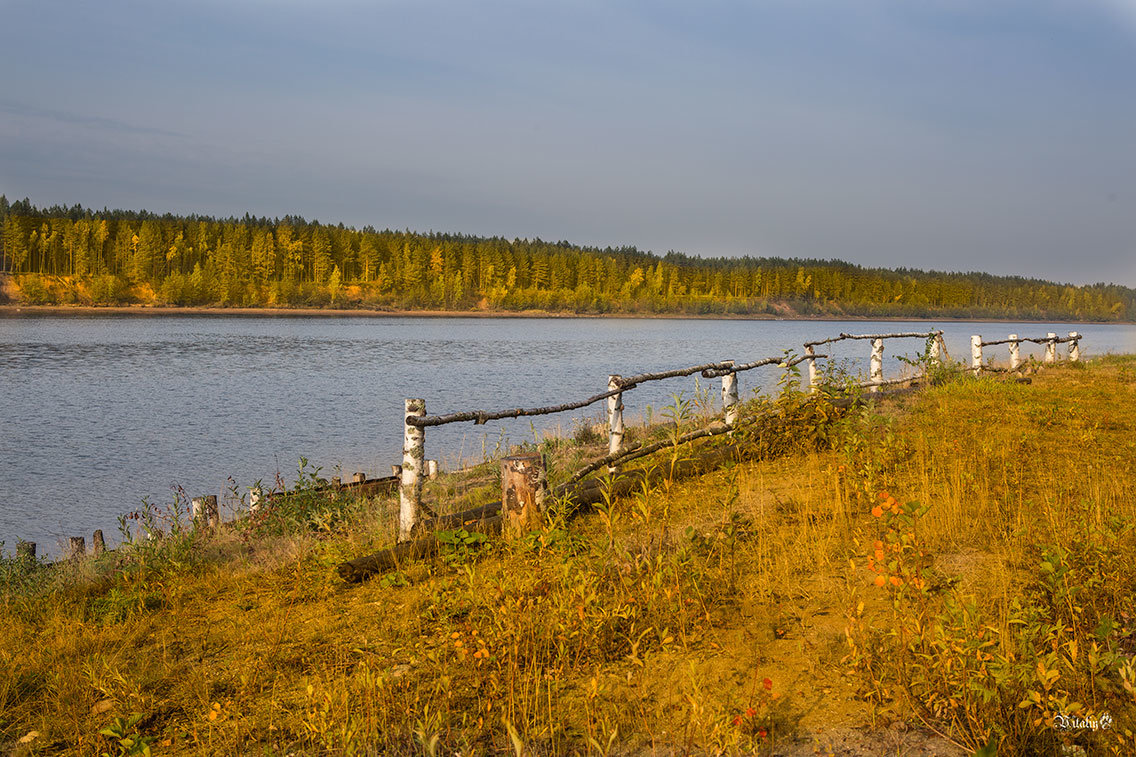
(2, 0), (1134, 285)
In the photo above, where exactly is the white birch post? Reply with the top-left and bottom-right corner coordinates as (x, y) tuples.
(192, 495), (219, 529)
(1008, 334), (1020, 371)
(400, 398), (426, 542)
(721, 361), (739, 427)
(929, 335), (942, 369)
(971, 335), (983, 375)
(1068, 332), (1081, 362)
(249, 486), (263, 515)
(805, 344), (818, 393)
(1045, 332), (1057, 364)
(869, 338), (884, 392)
(607, 375), (624, 475)
(426, 460), (438, 479)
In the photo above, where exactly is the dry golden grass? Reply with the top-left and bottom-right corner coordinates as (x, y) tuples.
(2, 356), (1135, 756)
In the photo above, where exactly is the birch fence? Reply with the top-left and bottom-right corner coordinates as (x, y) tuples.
(21, 328), (1083, 563)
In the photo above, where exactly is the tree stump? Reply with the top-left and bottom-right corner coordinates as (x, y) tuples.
(501, 453), (547, 539)
(92, 529), (106, 556)
(353, 472), (367, 484)
(192, 495), (219, 529)
(69, 536), (86, 560)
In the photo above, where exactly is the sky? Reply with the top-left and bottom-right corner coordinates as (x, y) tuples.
(1, 0), (1135, 286)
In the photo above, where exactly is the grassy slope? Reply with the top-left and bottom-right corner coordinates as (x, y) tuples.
(2, 358), (1136, 756)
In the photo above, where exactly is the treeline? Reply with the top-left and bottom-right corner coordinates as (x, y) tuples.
(1, 196), (1132, 320)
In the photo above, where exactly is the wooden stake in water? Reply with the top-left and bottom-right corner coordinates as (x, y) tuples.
(607, 375), (624, 475)
(971, 335), (983, 375)
(400, 398), (426, 542)
(869, 338), (884, 392)
(1068, 332), (1081, 362)
(1045, 332), (1057, 364)
(1008, 334), (1020, 371)
(721, 361), (739, 427)
(501, 453), (547, 539)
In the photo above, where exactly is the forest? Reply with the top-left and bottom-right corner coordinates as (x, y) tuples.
(2, 196), (1133, 320)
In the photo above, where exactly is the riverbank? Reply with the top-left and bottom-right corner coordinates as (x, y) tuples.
(0, 302), (1127, 325)
(2, 357), (1135, 755)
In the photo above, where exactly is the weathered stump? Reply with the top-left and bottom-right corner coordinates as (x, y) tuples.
(192, 495), (219, 529)
(92, 529), (106, 556)
(69, 536), (86, 560)
(501, 453), (547, 539)
(16, 541), (36, 561)
(353, 471), (367, 484)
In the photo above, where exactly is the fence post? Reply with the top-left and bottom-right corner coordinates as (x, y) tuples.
(92, 529), (106, 557)
(1045, 332), (1057, 364)
(607, 375), (624, 475)
(249, 486), (263, 514)
(426, 460), (438, 479)
(501, 453), (547, 539)
(869, 338), (884, 392)
(191, 496), (218, 529)
(929, 334), (941, 368)
(1008, 334), (1020, 371)
(400, 398), (426, 542)
(69, 536), (86, 560)
(971, 335), (983, 375)
(1068, 332), (1081, 362)
(721, 361), (739, 427)
(805, 345), (818, 393)
(353, 471), (367, 484)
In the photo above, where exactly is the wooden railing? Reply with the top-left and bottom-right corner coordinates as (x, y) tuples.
(20, 328), (1085, 561)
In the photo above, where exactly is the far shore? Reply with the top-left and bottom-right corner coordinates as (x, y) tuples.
(0, 303), (1128, 325)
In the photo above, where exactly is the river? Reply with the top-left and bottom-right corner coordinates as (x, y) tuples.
(2, 313), (1134, 556)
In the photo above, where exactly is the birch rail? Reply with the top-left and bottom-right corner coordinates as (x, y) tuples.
(803, 330), (942, 348)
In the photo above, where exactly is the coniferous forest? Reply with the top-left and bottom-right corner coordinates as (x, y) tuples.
(1, 196), (1132, 320)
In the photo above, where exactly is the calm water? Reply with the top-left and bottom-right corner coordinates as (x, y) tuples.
(2, 314), (1134, 556)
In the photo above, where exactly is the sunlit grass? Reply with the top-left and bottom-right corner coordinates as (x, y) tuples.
(2, 356), (1134, 755)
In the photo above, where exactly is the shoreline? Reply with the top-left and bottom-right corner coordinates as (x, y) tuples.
(0, 303), (1128, 326)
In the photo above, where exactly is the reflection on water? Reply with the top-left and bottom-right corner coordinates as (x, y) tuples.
(2, 314), (1133, 556)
